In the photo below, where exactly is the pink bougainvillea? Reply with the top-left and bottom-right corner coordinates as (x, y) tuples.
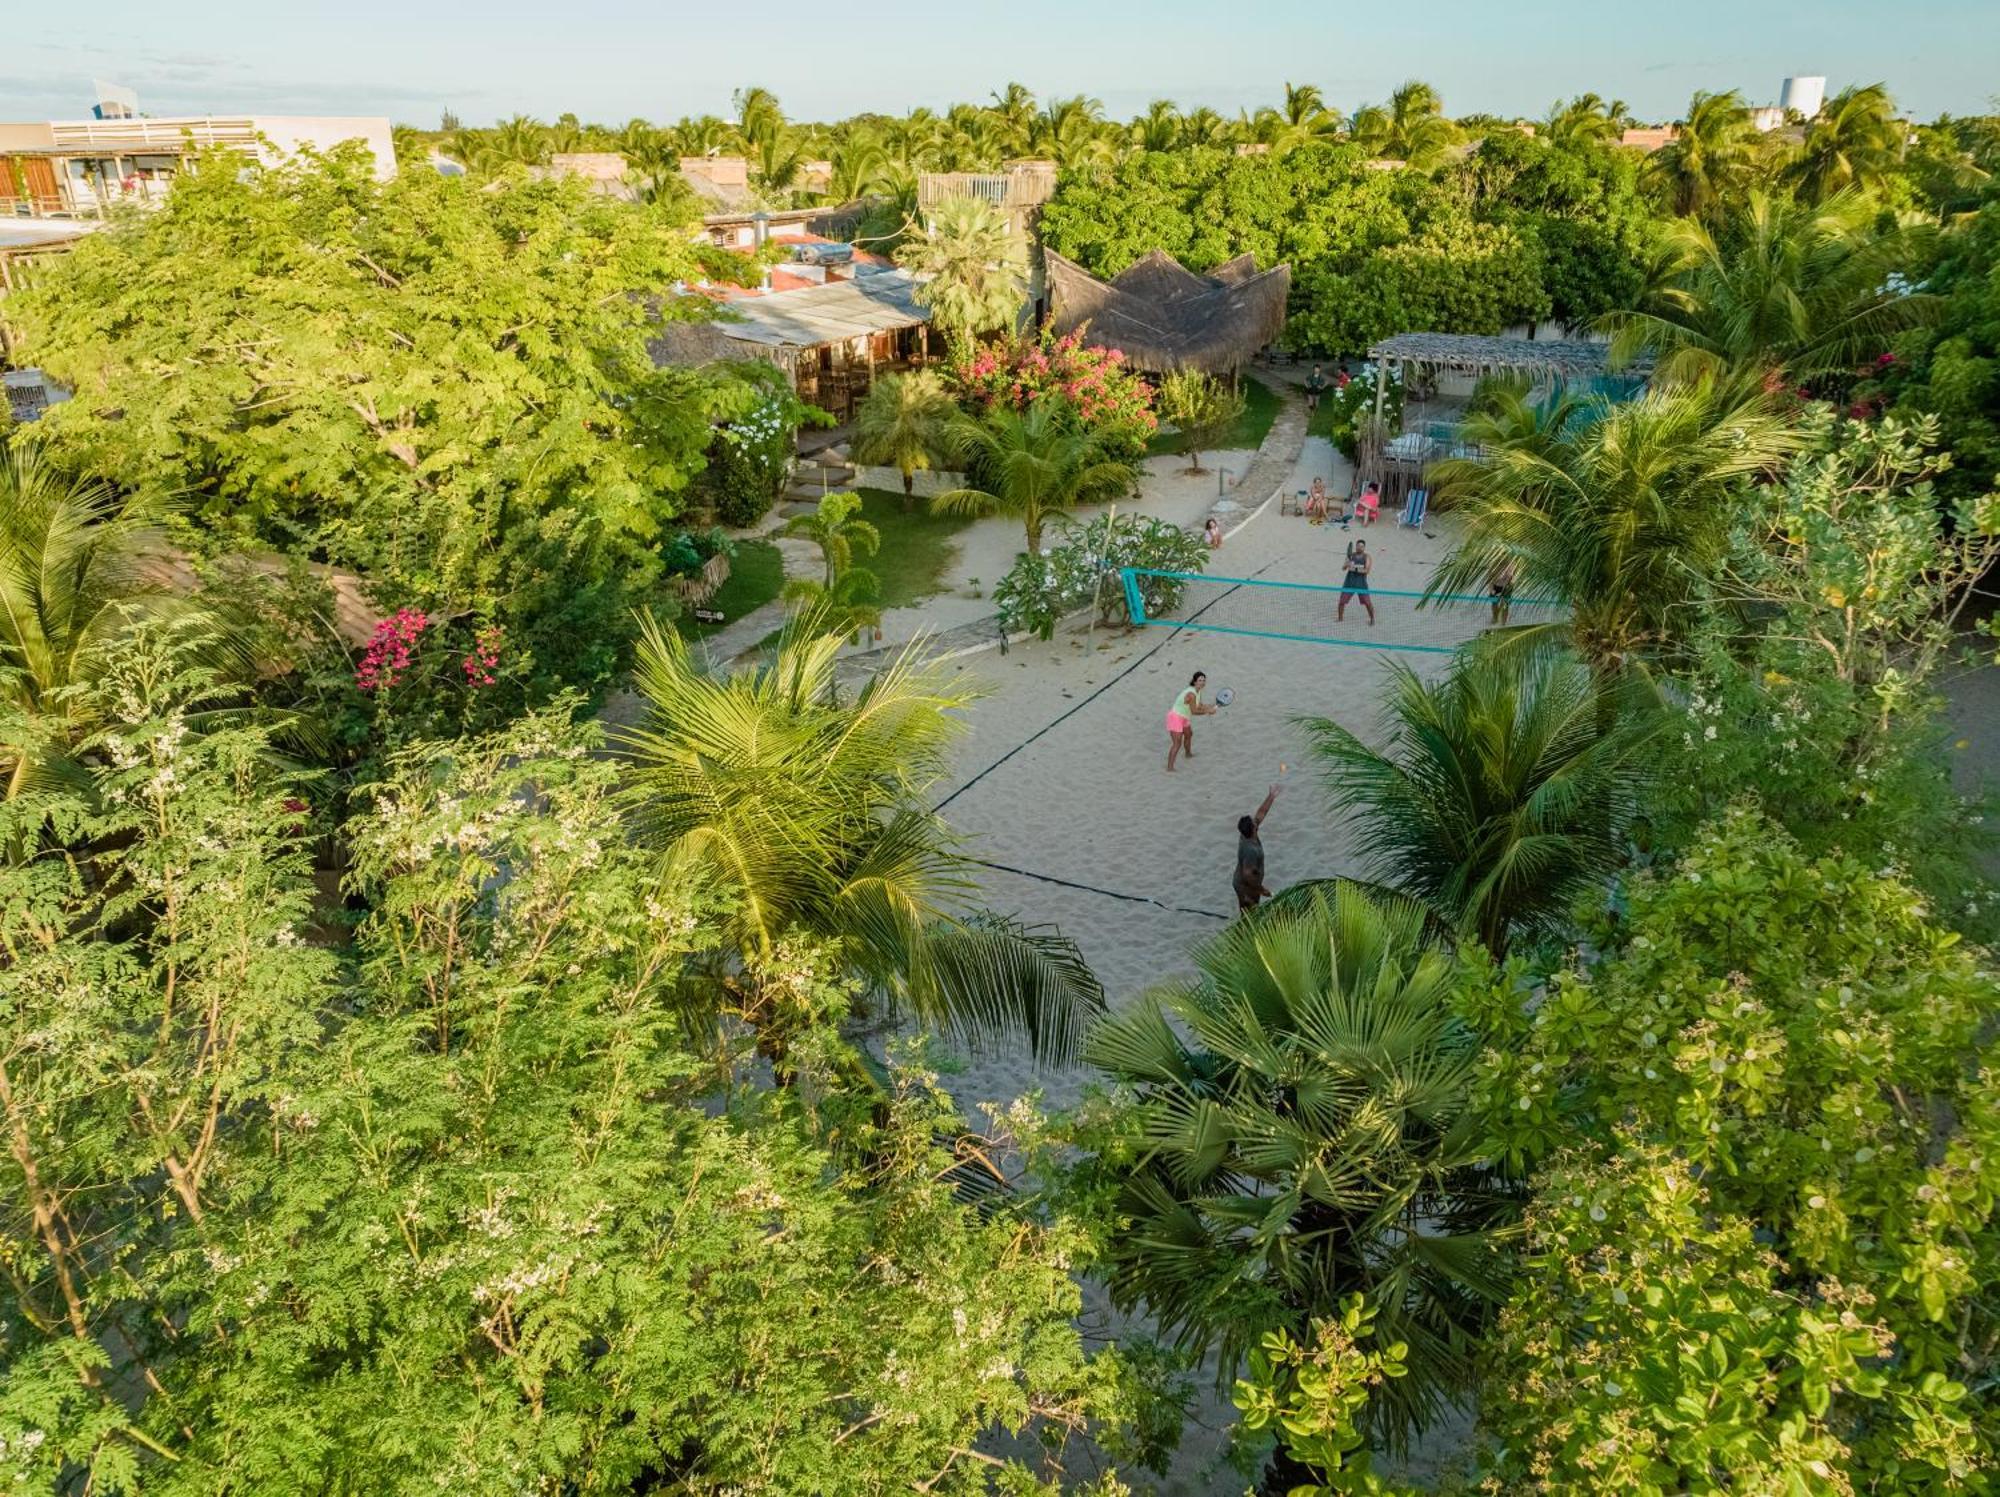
(356, 609), (429, 692)
(461, 625), (503, 688)
(950, 330), (1157, 457)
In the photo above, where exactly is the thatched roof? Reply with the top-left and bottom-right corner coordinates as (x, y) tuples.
(1046, 249), (1291, 375)
(1366, 332), (1651, 382)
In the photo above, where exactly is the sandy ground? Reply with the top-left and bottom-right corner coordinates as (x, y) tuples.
(909, 432), (1489, 1492)
(868, 448), (1261, 645)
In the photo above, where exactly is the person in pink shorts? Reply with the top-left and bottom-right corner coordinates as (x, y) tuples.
(1165, 670), (1214, 772)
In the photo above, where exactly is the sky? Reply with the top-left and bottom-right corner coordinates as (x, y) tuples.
(2, 0), (1995, 129)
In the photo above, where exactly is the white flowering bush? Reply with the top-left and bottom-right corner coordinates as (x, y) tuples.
(992, 513), (1210, 639)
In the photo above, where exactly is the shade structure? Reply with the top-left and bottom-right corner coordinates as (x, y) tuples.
(1364, 331), (1651, 384)
(1045, 249), (1290, 375)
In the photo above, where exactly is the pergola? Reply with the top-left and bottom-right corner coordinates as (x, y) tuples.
(1364, 331), (1648, 422)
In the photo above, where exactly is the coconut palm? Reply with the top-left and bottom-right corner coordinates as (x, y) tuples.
(1602, 191), (1939, 386)
(489, 114), (550, 167)
(1179, 107), (1230, 150)
(1084, 881), (1507, 1451)
(1644, 90), (1753, 219)
(1543, 93), (1629, 150)
(1132, 100), (1182, 154)
(0, 447), (249, 812)
(1032, 95), (1113, 169)
(989, 82), (1038, 156)
(619, 613), (1103, 1065)
(1789, 83), (1906, 204)
(781, 490), (880, 588)
(673, 115), (732, 158)
(895, 196), (1027, 354)
(1426, 383), (1802, 672)
(851, 370), (953, 506)
(1299, 649), (1658, 955)
(936, 402), (1135, 555)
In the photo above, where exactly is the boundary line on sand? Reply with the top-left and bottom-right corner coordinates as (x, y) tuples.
(933, 551), (1282, 813)
(966, 856), (1231, 921)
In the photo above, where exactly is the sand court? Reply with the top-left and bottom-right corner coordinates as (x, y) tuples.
(924, 445), (1491, 1112)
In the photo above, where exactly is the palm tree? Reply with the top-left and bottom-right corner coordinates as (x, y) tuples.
(1790, 83), (1906, 204)
(937, 402), (1135, 555)
(1543, 93), (1629, 150)
(619, 614), (1103, 1065)
(673, 115), (732, 158)
(1426, 383), (1802, 673)
(1132, 100), (1182, 154)
(851, 370), (953, 506)
(0, 447), (243, 811)
(1643, 90), (1753, 219)
(489, 114), (550, 167)
(989, 82), (1037, 156)
(895, 196), (1027, 354)
(1084, 882), (1506, 1452)
(781, 491), (880, 588)
(1299, 650), (1658, 954)
(733, 86), (786, 152)
(1032, 95), (1112, 169)
(1602, 191), (1939, 386)
(1179, 107), (1230, 150)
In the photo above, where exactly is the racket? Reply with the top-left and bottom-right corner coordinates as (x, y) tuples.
(1214, 686), (1236, 707)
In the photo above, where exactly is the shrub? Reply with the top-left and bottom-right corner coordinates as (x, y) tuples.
(991, 512), (1209, 638)
(660, 526), (734, 578)
(950, 329), (1158, 461)
(696, 390), (799, 527)
(1316, 363), (1404, 458)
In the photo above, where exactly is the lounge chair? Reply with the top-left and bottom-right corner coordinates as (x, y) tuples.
(1399, 488), (1429, 529)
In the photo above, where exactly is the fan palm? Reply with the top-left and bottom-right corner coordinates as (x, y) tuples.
(1085, 882), (1507, 1451)
(1789, 83), (1906, 204)
(1602, 191), (1939, 386)
(1299, 650), (1658, 954)
(936, 402), (1135, 555)
(895, 196), (1027, 354)
(852, 370), (953, 506)
(1426, 382), (1802, 672)
(0, 447), (246, 811)
(1643, 90), (1753, 219)
(619, 613), (1103, 1064)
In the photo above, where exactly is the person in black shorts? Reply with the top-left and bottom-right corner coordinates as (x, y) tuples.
(1338, 538), (1375, 625)
(1488, 557), (1517, 625)
(1304, 365), (1328, 413)
(1234, 783), (1282, 912)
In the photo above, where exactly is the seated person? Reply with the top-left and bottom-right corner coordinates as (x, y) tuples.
(1354, 481), (1381, 524)
(1304, 476), (1329, 524)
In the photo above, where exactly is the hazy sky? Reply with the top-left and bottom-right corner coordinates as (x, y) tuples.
(3, 0), (1995, 128)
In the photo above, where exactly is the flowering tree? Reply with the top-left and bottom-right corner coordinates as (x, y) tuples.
(950, 329), (1158, 461)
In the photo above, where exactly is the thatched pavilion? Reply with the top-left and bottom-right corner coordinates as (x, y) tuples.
(1044, 249), (1290, 377)
(1356, 332), (1652, 509)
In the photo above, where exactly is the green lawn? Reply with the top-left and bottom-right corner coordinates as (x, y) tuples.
(1147, 375), (1282, 458)
(673, 538), (784, 638)
(851, 487), (975, 608)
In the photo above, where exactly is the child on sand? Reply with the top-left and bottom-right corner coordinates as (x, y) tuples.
(1165, 670), (1215, 772)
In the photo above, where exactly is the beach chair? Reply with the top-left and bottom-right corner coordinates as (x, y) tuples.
(1399, 488), (1429, 529)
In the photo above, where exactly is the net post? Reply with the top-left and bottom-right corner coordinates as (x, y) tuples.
(1121, 566), (1145, 625)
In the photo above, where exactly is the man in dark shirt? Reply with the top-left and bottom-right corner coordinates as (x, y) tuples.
(1233, 783), (1282, 913)
(1304, 365), (1328, 413)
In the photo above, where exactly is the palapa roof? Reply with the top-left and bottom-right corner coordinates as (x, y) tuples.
(1366, 332), (1650, 381)
(648, 270), (929, 370)
(1045, 249), (1291, 375)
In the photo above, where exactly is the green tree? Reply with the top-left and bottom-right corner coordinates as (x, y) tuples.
(1643, 89), (1754, 219)
(1463, 808), (2000, 1490)
(1542, 92), (1630, 150)
(1155, 369), (1244, 474)
(0, 445), (243, 811)
(1427, 383), (1803, 672)
(1351, 80), (1457, 166)
(782, 489), (881, 587)
(851, 367), (953, 505)
(1081, 882), (1505, 1454)
(1299, 648), (1659, 955)
(619, 614), (1104, 1067)
(937, 401), (1136, 555)
(897, 195), (1029, 353)
(12, 144), (747, 700)
(1606, 191), (1940, 386)
(1790, 82), (1907, 204)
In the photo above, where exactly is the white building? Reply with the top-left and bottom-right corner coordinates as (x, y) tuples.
(1, 115), (396, 217)
(1780, 76), (1827, 120)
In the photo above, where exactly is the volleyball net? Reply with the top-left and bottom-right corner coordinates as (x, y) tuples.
(1119, 567), (1566, 655)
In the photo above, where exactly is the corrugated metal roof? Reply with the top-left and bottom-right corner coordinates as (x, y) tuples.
(704, 270), (929, 349)
(0, 220), (98, 251)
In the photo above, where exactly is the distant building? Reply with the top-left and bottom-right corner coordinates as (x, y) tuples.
(0, 114), (397, 217)
(1617, 126), (1678, 153)
(1780, 76), (1827, 120)
(1749, 106), (1787, 133)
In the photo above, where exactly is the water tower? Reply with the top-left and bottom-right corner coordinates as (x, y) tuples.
(1780, 76), (1826, 120)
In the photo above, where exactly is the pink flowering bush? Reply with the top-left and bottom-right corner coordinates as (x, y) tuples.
(344, 609), (521, 760)
(950, 331), (1157, 461)
(356, 609), (429, 693)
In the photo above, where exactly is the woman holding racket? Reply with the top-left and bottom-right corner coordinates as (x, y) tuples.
(1165, 670), (1215, 772)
